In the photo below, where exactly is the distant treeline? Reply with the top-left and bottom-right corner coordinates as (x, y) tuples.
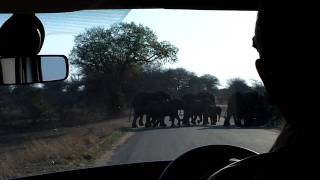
(0, 67), (270, 131)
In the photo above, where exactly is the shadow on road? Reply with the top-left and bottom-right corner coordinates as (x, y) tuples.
(197, 125), (275, 130)
(122, 124), (276, 133)
(122, 125), (189, 132)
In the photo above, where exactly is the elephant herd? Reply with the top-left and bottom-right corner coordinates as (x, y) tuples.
(223, 91), (275, 127)
(130, 91), (221, 128)
(130, 90), (276, 128)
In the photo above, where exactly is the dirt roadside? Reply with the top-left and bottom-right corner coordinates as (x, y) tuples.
(0, 116), (134, 180)
(91, 131), (134, 167)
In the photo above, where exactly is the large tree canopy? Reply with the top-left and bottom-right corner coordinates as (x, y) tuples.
(199, 74), (220, 92)
(226, 77), (251, 93)
(70, 22), (178, 78)
(69, 22), (178, 113)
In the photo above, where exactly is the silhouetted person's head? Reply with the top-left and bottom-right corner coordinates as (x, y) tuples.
(253, 10), (303, 124)
(253, 5), (317, 154)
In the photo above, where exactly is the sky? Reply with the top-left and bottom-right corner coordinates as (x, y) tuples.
(0, 9), (260, 87)
(124, 10), (259, 87)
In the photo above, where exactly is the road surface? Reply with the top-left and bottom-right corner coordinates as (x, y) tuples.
(108, 124), (279, 165)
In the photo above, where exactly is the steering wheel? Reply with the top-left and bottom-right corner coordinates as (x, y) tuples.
(159, 145), (258, 180)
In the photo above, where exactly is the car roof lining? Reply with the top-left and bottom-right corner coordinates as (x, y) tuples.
(0, 0), (259, 13)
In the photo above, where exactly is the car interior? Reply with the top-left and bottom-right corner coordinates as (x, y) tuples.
(0, 0), (314, 180)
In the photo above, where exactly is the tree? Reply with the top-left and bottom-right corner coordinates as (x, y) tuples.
(226, 78), (251, 93)
(70, 22), (178, 114)
(163, 68), (196, 97)
(10, 85), (44, 119)
(135, 68), (221, 98)
(70, 23), (178, 78)
(199, 74), (220, 93)
(251, 80), (267, 96)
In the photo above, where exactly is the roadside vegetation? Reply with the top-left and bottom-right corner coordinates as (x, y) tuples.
(0, 117), (130, 179)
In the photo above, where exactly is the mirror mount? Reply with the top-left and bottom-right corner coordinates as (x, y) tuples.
(0, 15), (69, 86)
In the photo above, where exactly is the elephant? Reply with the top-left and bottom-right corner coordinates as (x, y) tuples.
(181, 94), (200, 125)
(182, 92), (217, 125)
(224, 91), (270, 127)
(197, 92), (217, 125)
(130, 91), (171, 128)
(200, 104), (222, 125)
(149, 99), (184, 128)
(167, 99), (184, 127)
(197, 92), (216, 105)
(215, 106), (222, 122)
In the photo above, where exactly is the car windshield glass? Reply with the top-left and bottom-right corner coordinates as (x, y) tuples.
(0, 9), (284, 179)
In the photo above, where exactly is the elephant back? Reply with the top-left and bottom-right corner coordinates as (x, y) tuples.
(151, 91), (171, 102)
(197, 92), (216, 106)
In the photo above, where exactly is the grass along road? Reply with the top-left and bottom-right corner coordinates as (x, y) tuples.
(0, 117), (131, 180)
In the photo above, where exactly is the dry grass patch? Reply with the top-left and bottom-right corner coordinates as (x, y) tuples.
(0, 117), (130, 180)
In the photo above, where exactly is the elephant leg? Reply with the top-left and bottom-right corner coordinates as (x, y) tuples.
(153, 116), (165, 128)
(160, 116), (167, 127)
(132, 114), (139, 128)
(152, 115), (161, 128)
(217, 112), (221, 122)
(170, 116), (175, 127)
(183, 113), (190, 126)
(211, 115), (217, 125)
(234, 116), (242, 127)
(152, 116), (158, 128)
(138, 115), (144, 126)
(151, 116), (157, 127)
(155, 117), (161, 127)
(178, 119), (182, 127)
(203, 115), (208, 125)
(197, 115), (202, 124)
(175, 114), (183, 127)
(234, 116), (238, 126)
(239, 116), (245, 127)
(243, 119), (249, 126)
(224, 114), (231, 127)
(176, 115), (183, 127)
(191, 114), (197, 125)
(145, 115), (152, 128)
(214, 115), (218, 124)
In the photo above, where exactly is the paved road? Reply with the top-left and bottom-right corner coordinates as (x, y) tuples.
(108, 123), (280, 165)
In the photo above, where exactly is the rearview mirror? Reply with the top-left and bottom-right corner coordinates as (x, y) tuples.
(0, 55), (68, 85)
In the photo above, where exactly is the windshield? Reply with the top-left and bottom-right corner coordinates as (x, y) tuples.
(0, 9), (284, 179)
